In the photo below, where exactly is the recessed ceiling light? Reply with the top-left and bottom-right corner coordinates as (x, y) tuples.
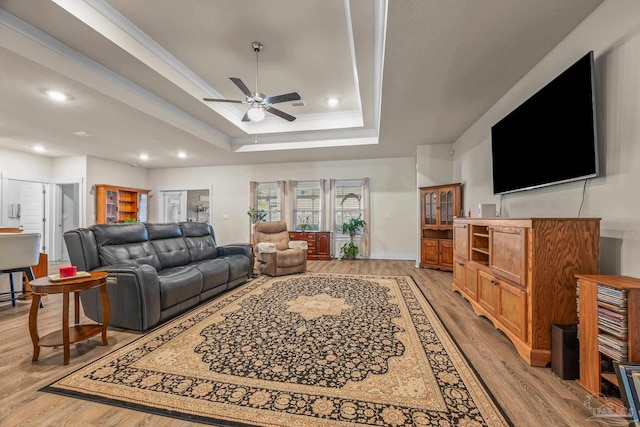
(138, 153), (150, 161)
(72, 131), (93, 137)
(327, 97), (339, 107)
(177, 151), (187, 159)
(46, 90), (69, 102)
(33, 145), (46, 153)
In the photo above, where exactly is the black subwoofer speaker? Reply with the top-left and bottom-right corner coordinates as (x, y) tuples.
(551, 324), (579, 380)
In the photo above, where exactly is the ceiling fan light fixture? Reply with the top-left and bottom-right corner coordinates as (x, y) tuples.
(247, 106), (265, 122)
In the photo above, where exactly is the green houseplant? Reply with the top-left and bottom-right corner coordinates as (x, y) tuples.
(340, 215), (366, 260)
(247, 208), (267, 224)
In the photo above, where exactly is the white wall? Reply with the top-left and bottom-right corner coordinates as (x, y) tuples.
(448, 0), (640, 276)
(416, 143), (454, 187)
(148, 157), (418, 260)
(0, 148), (53, 182)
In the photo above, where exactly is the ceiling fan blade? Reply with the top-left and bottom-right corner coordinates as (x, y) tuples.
(241, 111), (250, 122)
(265, 92), (301, 104)
(230, 77), (254, 98)
(265, 106), (296, 122)
(203, 98), (245, 103)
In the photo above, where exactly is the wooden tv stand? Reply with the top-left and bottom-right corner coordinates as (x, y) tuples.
(452, 217), (600, 366)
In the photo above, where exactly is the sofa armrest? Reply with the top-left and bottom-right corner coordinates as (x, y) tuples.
(218, 243), (252, 259)
(288, 240), (308, 250)
(81, 263), (161, 332)
(256, 242), (277, 253)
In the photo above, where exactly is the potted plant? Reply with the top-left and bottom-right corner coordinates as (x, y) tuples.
(247, 208), (267, 224)
(340, 215), (366, 260)
(298, 214), (310, 232)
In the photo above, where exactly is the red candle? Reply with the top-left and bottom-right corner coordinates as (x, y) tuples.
(59, 266), (77, 278)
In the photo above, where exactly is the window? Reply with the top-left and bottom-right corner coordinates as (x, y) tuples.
(331, 178), (370, 258)
(255, 182), (281, 221)
(292, 181), (321, 231)
(334, 180), (363, 232)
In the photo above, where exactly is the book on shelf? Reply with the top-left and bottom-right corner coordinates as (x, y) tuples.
(597, 284), (628, 308)
(598, 334), (629, 352)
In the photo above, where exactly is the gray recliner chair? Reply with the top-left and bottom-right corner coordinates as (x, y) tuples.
(253, 221), (307, 276)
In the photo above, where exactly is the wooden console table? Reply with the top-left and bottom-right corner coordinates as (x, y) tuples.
(289, 231), (332, 260)
(29, 271), (109, 365)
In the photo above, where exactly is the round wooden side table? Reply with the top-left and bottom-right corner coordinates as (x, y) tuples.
(29, 271), (109, 365)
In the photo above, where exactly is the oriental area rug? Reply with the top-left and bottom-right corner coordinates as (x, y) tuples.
(42, 273), (510, 426)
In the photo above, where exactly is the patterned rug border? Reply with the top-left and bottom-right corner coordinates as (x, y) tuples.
(408, 275), (514, 427)
(40, 272), (512, 427)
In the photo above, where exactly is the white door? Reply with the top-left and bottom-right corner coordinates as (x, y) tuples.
(19, 182), (46, 252)
(161, 191), (187, 222)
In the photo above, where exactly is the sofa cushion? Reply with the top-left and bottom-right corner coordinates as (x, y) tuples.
(193, 259), (229, 291)
(180, 222), (218, 261)
(150, 238), (191, 269)
(92, 223), (148, 245)
(145, 223), (183, 240)
(99, 242), (162, 271)
(91, 223), (162, 270)
(255, 230), (289, 251)
(221, 255), (252, 281)
(157, 265), (203, 309)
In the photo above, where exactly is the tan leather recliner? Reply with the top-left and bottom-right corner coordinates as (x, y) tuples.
(253, 221), (307, 276)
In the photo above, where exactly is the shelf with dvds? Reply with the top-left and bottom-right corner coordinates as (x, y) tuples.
(576, 274), (640, 412)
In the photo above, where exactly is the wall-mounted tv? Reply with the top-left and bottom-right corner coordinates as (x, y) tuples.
(491, 51), (599, 195)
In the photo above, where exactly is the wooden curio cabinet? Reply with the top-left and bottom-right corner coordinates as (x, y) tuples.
(95, 184), (151, 224)
(419, 183), (462, 271)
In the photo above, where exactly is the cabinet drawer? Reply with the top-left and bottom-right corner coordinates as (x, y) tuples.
(489, 226), (527, 286)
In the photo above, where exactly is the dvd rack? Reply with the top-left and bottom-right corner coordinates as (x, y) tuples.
(596, 284), (628, 362)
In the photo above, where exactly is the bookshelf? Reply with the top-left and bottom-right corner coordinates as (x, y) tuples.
(576, 274), (640, 412)
(95, 185), (150, 224)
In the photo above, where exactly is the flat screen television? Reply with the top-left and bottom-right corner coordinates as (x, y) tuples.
(490, 51), (599, 195)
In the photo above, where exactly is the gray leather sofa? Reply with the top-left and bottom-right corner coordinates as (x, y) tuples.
(64, 222), (252, 331)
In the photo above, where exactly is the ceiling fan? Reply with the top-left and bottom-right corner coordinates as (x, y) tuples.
(203, 41), (301, 122)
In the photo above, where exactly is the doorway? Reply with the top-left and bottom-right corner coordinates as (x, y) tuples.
(54, 183), (80, 261)
(158, 187), (211, 223)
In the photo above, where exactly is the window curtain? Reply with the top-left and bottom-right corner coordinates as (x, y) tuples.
(319, 179), (327, 231)
(249, 181), (258, 243)
(329, 179), (336, 235)
(287, 180), (297, 230)
(361, 177), (371, 257)
(277, 180), (286, 225)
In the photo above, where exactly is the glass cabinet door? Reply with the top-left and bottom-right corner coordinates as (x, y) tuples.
(424, 191), (437, 225)
(138, 193), (148, 222)
(106, 190), (117, 224)
(440, 189), (454, 226)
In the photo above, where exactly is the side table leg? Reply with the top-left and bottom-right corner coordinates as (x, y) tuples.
(62, 291), (70, 365)
(29, 294), (41, 362)
(99, 284), (110, 345)
(74, 291), (80, 324)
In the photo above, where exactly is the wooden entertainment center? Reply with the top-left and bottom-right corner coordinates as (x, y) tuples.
(452, 217), (600, 366)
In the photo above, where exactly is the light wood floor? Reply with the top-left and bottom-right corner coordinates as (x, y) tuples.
(0, 260), (601, 426)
